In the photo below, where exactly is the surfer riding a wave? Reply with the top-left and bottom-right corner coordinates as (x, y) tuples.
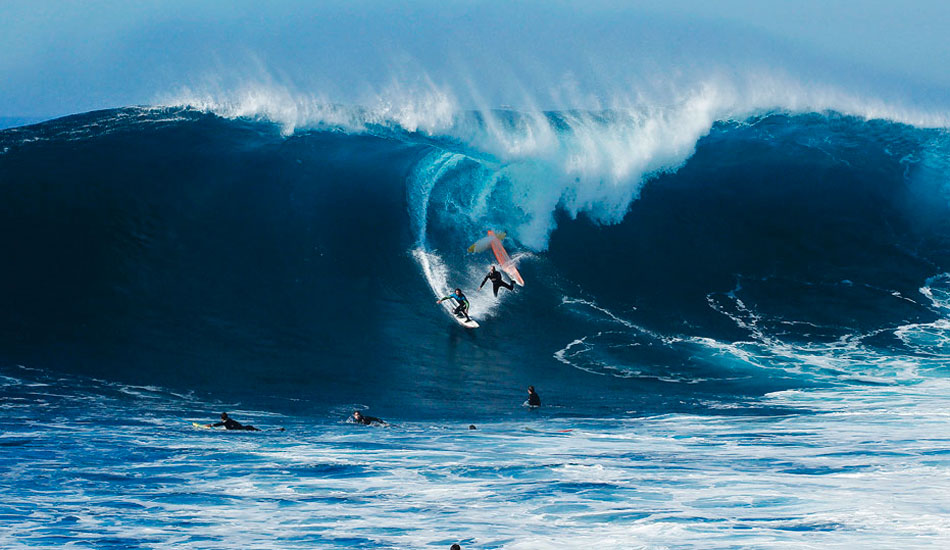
(437, 288), (471, 321)
(431, 230), (523, 328)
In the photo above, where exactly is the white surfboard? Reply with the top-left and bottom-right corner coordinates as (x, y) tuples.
(439, 299), (479, 328)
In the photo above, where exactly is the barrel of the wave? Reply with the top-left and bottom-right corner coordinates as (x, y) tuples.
(468, 230), (525, 286)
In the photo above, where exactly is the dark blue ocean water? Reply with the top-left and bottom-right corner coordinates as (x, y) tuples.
(1, 107), (949, 548)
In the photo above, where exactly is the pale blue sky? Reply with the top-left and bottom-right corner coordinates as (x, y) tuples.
(2, 0), (948, 117)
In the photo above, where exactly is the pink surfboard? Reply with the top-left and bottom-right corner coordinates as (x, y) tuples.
(486, 230), (524, 286)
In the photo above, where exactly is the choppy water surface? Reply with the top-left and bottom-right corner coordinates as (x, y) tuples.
(2, 367), (948, 549)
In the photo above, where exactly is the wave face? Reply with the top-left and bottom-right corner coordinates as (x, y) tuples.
(4, 105), (950, 549)
(2, 107), (950, 420)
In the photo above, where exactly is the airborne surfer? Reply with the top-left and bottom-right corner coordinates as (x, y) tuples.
(479, 265), (515, 297)
(437, 288), (472, 321)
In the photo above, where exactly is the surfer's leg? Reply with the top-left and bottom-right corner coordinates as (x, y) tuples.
(500, 280), (514, 292)
(492, 282), (500, 297)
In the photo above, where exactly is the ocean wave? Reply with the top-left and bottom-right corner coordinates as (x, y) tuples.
(2, 107), (950, 404)
(167, 77), (950, 251)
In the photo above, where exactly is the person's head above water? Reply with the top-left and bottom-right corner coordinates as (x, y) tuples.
(352, 411), (363, 420)
(220, 412), (229, 420)
(528, 386), (535, 393)
(490, 265), (496, 272)
(454, 288), (462, 294)
(451, 544), (461, 550)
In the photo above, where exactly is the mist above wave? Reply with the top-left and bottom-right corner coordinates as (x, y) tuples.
(140, 2), (950, 250)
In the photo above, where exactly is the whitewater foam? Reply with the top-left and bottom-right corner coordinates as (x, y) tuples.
(550, 268), (950, 388)
(5, 366), (949, 550)
(165, 70), (950, 250)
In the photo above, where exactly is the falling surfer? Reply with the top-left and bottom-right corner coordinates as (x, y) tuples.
(479, 265), (515, 297)
(437, 288), (472, 321)
(468, 230), (525, 287)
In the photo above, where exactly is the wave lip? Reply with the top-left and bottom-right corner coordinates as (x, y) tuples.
(166, 71), (950, 252)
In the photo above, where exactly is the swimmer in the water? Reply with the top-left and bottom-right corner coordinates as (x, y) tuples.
(351, 410), (387, 426)
(527, 386), (541, 407)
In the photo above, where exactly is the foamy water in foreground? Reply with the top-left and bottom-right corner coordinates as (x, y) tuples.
(2, 368), (948, 549)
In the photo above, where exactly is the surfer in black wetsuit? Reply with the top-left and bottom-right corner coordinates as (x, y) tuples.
(437, 288), (471, 321)
(527, 386), (541, 407)
(207, 412), (260, 431)
(479, 265), (515, 297)
(352, 410), (387, 426)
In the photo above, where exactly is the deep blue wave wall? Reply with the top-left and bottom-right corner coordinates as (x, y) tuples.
(1, 108), (948, 418)
(547, 115), (950, 340)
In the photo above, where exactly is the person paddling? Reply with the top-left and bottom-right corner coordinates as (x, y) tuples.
(206, 412), (260, 431)
(351, 410), (387, 426)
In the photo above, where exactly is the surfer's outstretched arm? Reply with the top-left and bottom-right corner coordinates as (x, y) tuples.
(479, 274), (490, 290)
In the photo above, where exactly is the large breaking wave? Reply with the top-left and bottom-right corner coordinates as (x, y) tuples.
(2, 99), (950, 418)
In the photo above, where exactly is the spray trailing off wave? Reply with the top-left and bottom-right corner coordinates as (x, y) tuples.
(169, 74), (950, 252)
(2, 96), (950, 415)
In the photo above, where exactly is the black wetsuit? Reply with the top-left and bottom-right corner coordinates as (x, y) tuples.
(354, 415), (385, 425)
(480, 270), (514, 297)
(213, 417), (260, 431)
(441, 292), (471, 320)
(528, 391), (541, 407)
